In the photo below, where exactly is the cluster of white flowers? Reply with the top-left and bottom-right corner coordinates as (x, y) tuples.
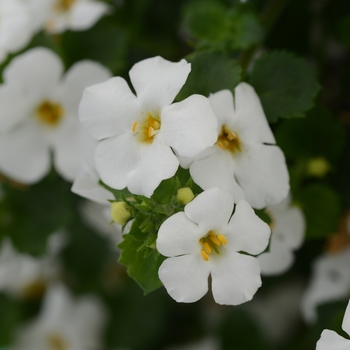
(0, 0), (110, 64)
(78, 55), (293, 305)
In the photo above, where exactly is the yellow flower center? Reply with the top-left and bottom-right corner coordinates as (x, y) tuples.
(132, 112), (161, 144)
(216, 125), (241, 154)
(21, 280), (46, 300)
(57, 0), (75, 11)
(199, 230), (227, 261)
(37, 100), (65, 127)
(47, 333), (68, 350)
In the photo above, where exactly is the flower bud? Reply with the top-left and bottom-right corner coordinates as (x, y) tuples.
(177, 187), (195, 205)
(307, 157), (330, 178)
(110, 202), (132, 225)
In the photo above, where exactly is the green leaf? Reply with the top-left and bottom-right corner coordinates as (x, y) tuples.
(297, 184), (341, 239)
(177, 51), (241, 100)
(250, 51), (320, 122)
(275, 107), (346, 162)
(99, 181), (133, 201)
(118, 234), (165, 294)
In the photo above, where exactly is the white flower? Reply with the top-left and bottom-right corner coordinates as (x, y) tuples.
(181, 84), (289, 209)
(80, 56), (218, 197)
(11, 284), (107, 350)
(257, 195), (305, 275)
(0, 47), (111, 184)
(26, 0), (110, 34)
(0, 0), (34, 63)
(301, 247), (350, 323)
(156, 187), (270, 305)
(316, 299), (350, 350)
(0, 234), (64, 300)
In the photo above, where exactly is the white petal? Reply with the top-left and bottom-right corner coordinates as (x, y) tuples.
(0, 122), (50, 183)
(161, 94), (218, 158)
(233, 82), (275, 144)
(69, 1), (110, 31)
(185, 188), (234, 232)
(126, 139), (179, 197)
(51, 119), (97, 182)
(208, 89), (236, 126)
(234, 143), (290, 209)
(3, 47), (63, 100)
(79, 77), (140, 140)
(157, 212), (204, 257)
(59, 60), (111, 115)
(71, 166), (113, 205)
(211, 252), (261, 305)
(342, 299), (350, 336)
(258, 235), (294, 276)
(316, 330), (350, 350)
(158, 254), (210, 303)
(0, 84), (32, 133)
(95, 132), (139, 190)
(129, 56), (190, 111)
(268, 204), (305, 250)
(189, 151), (246, 203)
(226, 200), (270, 255)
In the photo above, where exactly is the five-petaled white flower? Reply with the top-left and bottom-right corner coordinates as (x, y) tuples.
(156, 187), (270, 305)
(316, 298), (350, 350)
(0, 0), (34, 64)
(258, 195), (305, 276)
(180, 84), (289, 209)
(0, 47), (111, 184)
(79, 56), (218, 197)
(11, 283), (107, 350)
(26, 0), (110, 34)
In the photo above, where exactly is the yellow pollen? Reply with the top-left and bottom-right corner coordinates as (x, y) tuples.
(201, 250), (209, 261)
(47, 333), (68, 350)
(133, 112), (161, 144)
(217, 234), (227, 245)
(37, 100), (64, 127)
(22, 280), (46, 300)
(57, 0), (75, 11)
(216, 125), (241, 154)
(199, 230), (228, 261)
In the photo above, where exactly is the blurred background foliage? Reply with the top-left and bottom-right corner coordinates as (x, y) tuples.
(0, 0), (350, 349)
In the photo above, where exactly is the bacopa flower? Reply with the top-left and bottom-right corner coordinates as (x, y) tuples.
(0, 47), (111, 184)
(181, 84), (289, 209)
(316, 299), (350, 350)
(80, 56), (218, 197)
(257, 195), (305, 276)
(11, 284), (107, 350)
(156, 187), (270, 305)
(0, 0), (34, 63)
(26, 0), (110, 34)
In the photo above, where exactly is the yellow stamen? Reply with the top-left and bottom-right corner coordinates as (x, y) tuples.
(37, 100), (64, 127)
(203, 242), (211, 254)
(227, 131), (237, 140)
(132, 121), (138, 132)
(209, 234), (222, 246)
(201, 250), (209, 261)
(217, 234), (227, 245)
(148, 126), (155, 138)
(216, 124), (241, 154)
(217, 142), (225, 150)
(47, 333), (68, 350)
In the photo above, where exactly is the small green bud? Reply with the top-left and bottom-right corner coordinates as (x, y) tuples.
(177, 187), (195, 205)
(110, 202), (132, 225)
(307, 157), (331, 178)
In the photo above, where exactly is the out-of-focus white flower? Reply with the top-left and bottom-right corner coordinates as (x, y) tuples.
(0, 47), (111, 184)
(166, 337), (221, 350)
(0, 0), (34, 64)
(316, 299), (350, 350)
(181, 85), (289, 209)
(156, 187), (270, 305)
(11, 283), (107, 350)
(0, 233), (65, 300)
(26, 0), (110, 34)
(301, 247), (350, 323)
(80, 56), (218, 197)
(257, 196), (305, 275)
